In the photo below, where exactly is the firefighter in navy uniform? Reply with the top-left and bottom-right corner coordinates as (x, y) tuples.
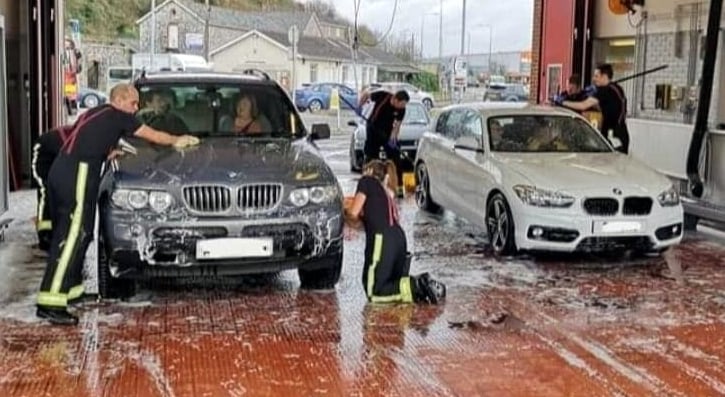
(345, 160), (446, 304)
(555, 64), (631, 154)
(31, 127), (70, 251)
(36, 83), (200, 325)
(358, 90), (409, 198)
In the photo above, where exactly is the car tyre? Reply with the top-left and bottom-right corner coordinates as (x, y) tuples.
(487, 193), (517, 256)
(299, 251), (343, 290)
(684, 214), (699, 231)
(423, 98), (433, 109)
(83, 94), (100, 108)
(415, 162), (441, 213)
(97, 233), (136, 300)
(308, 99), (323, 113)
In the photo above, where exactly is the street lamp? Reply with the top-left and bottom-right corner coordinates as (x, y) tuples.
(420, 12), (439, 59)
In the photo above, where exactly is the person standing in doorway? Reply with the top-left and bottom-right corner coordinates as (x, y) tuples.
(556, 64), (630, 153)
(36, 83), (200, 325)
(358, 89), (410, 198)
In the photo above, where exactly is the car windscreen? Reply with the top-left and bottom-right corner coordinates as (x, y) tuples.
(488, 115), (612, 153)
(135, 83), (306, 139)
(403, 103), (429, 124)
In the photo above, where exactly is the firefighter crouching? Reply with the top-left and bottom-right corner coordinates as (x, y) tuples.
(345, 160), (446, 304)
(36, 83), (200, 325)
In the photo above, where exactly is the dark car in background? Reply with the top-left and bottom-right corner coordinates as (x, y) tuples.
(294, 82), (358, 113)
(97, 71), (344, 298)
(348, 100), (430, 172)
(484, 83), (530, 102)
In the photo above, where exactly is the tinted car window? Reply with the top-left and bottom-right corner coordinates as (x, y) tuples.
(488, 115), (612, 153)
(136, 82), (306, 138)
(435, 111), (450, 134)
(461, 110), (483, 137)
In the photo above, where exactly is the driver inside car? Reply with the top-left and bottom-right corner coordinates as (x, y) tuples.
(137, 89), (190, 135)
(526, 123), (569, 151)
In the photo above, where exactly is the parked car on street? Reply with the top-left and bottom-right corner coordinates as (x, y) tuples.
(97, 71), (343, 298)
(348, 100), (430, 172)
(370, 82), (435, 110)
(484, 83), (529, 102)
(78, 87), (108, 108)
(294, 83), (358, 113)
(414, 103), (684, 256)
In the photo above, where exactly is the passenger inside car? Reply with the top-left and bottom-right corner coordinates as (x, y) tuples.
(137, 89), (190, 135)
(526, 122), (569, 151)
(218, 94), (263, 135)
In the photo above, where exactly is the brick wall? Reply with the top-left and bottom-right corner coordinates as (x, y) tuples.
(138, 2), (240, 55)
(529, 0), (543, 103)
(79, 43), (133, 92)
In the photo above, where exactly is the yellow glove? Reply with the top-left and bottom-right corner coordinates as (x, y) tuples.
(173, 135), (200, 149)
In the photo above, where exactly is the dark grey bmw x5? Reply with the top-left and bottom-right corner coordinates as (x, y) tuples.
(97, 71), (343, 298)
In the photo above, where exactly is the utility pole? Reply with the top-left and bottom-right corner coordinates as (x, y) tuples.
(460, 0), (466, 55)
(204, 0), (210, 61)
(150, 0), (156, 70)
(438, 0), (443, 60)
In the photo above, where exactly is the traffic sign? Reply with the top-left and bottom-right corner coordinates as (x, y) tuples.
(288, 25), (299, 46)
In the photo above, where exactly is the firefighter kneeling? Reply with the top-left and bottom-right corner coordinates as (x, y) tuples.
(345, 160), (446, 304)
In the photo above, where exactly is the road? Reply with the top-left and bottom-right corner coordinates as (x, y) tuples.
(0, 113), (724, 396)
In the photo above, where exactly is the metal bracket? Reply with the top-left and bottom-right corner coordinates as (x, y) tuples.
(242, 69), (271, 80)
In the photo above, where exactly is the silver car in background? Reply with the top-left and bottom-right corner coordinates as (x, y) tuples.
(348, 101), (430, 172)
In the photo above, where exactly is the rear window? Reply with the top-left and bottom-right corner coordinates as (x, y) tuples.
(109, 68), (133, 80)
(135, 82), (306, 138)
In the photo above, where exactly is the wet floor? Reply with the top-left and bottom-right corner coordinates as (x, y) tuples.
(1, 129), (725, 396)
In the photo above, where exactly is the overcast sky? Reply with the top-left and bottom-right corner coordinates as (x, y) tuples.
(299, 0), (534, 57)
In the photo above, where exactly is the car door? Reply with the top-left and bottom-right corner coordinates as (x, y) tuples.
(450, 110), (489, 227)
(435, 108), (467, 210)
(339, 85), (357, 109)
(422, 110), (456, 208)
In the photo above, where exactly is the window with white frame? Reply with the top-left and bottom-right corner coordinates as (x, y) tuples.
(342, 65), (350, 84)
(310, 64), (318, 83)
(362, 67), (368, 86)
(368, 68), (375, 84)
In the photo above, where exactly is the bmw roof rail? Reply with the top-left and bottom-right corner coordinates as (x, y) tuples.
(241, 68), (271, 80)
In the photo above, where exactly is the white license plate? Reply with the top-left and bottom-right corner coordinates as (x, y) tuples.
(196, 238), (273, 260)
(593, 221), (644, 234)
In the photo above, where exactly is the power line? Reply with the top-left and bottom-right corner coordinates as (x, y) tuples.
(353, 0), (400, 47)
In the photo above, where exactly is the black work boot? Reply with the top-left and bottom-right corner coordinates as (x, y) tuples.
(411, 273), (436, 304)
(36, 306), (79, 326)
(68, 294), (96, 307)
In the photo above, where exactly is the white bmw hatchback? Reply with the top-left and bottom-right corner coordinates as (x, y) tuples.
(414, 103), (684, 256)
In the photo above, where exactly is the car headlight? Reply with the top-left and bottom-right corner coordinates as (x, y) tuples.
(289, 185), (340, 207)
(149, 191), (174, 213)
(111, 189), (172, 211)
(289, 188), (310, 207)
(658, 186), (680, 206)
(128, 190), (149, 209)
(513, 185), (575, 208)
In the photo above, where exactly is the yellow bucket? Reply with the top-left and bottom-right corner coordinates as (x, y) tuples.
(402, 172), (416, 192)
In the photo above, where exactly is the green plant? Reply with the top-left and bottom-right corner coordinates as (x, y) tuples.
(410, 72), (439, 92)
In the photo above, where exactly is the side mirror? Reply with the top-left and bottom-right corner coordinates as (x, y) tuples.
(347, 120), (357, 127)
(310, 123), (331, 140)
(453, 135), (484, 153)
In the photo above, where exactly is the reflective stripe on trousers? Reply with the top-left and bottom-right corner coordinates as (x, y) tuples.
(37, 162), (89, 308)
